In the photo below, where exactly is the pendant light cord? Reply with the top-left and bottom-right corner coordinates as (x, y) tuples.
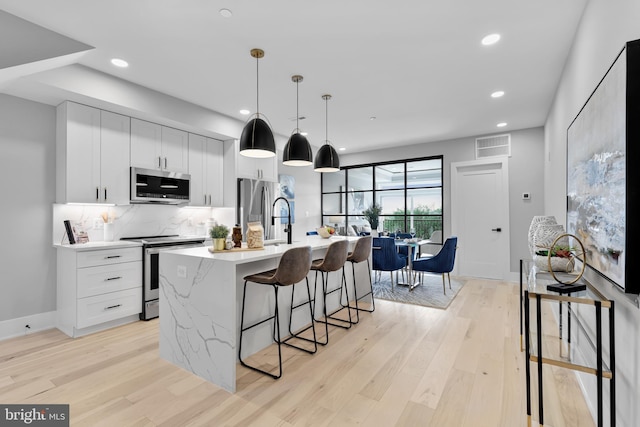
(325, 96), (329, 145)
(296, 80), (299, 130)
(255, 55), (259, 115)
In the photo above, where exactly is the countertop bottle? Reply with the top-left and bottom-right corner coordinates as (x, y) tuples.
(232, 225), (242, 248)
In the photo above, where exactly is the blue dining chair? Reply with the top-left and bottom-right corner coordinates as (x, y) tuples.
(411, 236), (458, 294)
(372, 237), (408, 289)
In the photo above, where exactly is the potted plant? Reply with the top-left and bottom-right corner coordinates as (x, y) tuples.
(210, 224), (230, 251)
(362, 203), (382, 235)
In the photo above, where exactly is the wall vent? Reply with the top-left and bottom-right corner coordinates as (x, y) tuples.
(475, 134), (511, 159)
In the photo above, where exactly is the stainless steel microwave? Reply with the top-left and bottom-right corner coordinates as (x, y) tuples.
(130, 167), (190, 204)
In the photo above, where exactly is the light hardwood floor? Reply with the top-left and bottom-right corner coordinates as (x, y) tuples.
(0, 278), (595, 426)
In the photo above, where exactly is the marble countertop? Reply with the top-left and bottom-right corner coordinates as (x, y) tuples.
(167, 235), (359, 264)
(53, 241), (142, 251)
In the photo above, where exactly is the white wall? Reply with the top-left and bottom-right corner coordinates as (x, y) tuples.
(341, 127), (545, 273)
(0, 94), (56, 322)
(544, 0), (640, 425)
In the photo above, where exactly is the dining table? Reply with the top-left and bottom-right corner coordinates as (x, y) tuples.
(394, 238), (431, 290)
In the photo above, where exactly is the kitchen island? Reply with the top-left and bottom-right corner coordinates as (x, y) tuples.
(158, 235), (366, 392)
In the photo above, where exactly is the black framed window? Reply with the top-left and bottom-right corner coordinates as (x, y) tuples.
(321, 156), (443, 240)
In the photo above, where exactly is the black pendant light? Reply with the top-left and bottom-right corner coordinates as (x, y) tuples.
(283, 75), (313, 166)
(239, 48), (276, 158)
(314, 94), (340, 173)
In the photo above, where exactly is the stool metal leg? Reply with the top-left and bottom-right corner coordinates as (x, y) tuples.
(283, 277), (318, 353)
(352, 258), (375, 318)
(316, 268), (354, 331)
(313, 270), (329, 346)
(239, 282), (283, 379)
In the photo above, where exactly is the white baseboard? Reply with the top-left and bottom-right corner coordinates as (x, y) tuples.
(0, 311), (56, 341)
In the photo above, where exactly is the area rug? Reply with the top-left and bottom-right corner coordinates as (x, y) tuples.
(371, 272), (466, 309)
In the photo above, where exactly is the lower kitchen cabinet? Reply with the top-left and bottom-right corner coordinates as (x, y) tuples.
(56, 244), (142, 337)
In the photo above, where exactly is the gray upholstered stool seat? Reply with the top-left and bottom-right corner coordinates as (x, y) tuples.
(243, 269), (278, 283)
(239, 246), (316, 379)
(346, 236), (374, 323)
(309, 239), (353, 345)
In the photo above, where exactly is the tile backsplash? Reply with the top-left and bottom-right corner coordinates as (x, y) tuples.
(52, 204), (235, 244)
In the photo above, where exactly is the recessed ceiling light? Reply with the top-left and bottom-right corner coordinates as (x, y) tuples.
(482, 34), (501, 46)
(497, 122), (507, 128)
(239, 109), (250, 115)
(370, 116), (376, 121)
(491, 91), (505, 98)
(110, 58), (129, 68)
(339, 147), (346, 151)
(219, 8), (232, 18)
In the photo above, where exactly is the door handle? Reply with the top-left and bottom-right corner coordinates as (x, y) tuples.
(491, 228), (502, 232)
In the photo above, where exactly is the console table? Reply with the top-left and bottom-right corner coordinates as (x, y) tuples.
(519, 259), (615, 427)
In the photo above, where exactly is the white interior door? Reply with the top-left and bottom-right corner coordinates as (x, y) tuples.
(451, 158), (510, 280)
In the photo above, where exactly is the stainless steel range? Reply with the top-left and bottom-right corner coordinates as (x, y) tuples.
(121, 235), (205, 320)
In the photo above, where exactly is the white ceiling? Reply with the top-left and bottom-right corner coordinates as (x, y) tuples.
(0, 0), (587, 152)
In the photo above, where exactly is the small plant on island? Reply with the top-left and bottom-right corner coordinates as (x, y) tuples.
(209, 224), (230, 239)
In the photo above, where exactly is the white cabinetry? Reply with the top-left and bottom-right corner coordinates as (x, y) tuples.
(188, 133), (223, 206)
(56, 102), (130, 204)
(57, 245), (142, 338)
(130, 119), (188, 173)
(224, 139), (278, 181)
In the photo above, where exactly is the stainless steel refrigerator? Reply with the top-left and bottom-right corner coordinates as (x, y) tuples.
(236, 178), (277, 242)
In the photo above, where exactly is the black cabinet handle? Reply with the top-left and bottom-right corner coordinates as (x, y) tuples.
(492, 228), (502, 232)
(104, 304), (122, 310)
(105, 255), (121, 259)
(105, 276), (122, 281)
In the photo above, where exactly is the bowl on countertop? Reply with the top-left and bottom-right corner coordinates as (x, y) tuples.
(316, 227), (334, 238)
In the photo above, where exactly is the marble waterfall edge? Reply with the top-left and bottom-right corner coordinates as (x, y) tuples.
(159, 253), (236, 392)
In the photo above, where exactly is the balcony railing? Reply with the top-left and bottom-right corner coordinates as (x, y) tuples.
(382, 217), (442, 240)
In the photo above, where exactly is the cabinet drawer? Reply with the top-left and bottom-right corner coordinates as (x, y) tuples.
(77, 288), (142, 329)
(77, 247), (141, 268)
(77, 261), (142, 298)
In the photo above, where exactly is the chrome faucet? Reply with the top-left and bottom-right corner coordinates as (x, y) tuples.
(272, 197), (292, 244)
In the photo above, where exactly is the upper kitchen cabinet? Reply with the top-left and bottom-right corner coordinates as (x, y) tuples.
(130, 119), (188, 173)
(188, 133), (223, 207)
(56, 101), (130, 204)
(224, 139), (278, 182)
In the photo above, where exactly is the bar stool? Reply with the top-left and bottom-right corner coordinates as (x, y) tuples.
(238, 246), (315, 379)
(311, 239), (352, 345)
(346, 236), (374, 323)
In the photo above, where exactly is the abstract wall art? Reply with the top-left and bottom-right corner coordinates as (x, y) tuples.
(567, 38), (640, 294)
